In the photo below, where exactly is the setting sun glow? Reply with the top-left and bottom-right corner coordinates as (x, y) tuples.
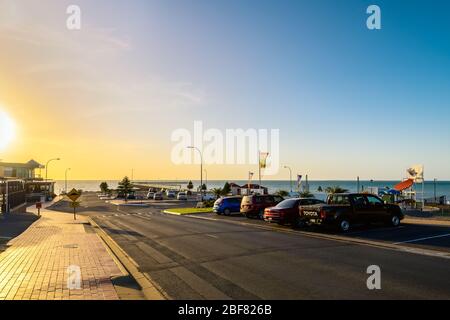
(0, 109), (15, 151)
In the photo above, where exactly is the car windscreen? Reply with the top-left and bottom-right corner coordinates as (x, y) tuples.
(275, 199), (299, 209)
(328, 195), (350, 205)
(242, 196), (253, 204)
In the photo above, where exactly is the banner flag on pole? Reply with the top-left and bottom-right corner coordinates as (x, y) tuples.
(297, 175), (303, 188)
(259, 152), (269, 169)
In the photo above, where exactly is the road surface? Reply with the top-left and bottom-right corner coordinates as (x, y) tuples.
(49, 193), (450, 300)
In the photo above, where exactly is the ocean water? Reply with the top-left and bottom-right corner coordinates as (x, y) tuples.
(55, 180), (450, 201)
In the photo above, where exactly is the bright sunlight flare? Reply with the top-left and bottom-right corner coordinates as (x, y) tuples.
(0, 109), (15, 151)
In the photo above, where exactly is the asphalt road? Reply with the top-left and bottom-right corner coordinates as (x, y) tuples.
(54, 193), (450, 300)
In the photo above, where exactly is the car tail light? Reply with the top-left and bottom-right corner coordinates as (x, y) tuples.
(320, 210), (326, 219)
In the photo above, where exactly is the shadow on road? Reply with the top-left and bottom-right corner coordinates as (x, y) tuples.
(0, 210), (40, 252)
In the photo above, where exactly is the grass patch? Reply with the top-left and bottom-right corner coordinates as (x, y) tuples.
(164, 208), (213, 215)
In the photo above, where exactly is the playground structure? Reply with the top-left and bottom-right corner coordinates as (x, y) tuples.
(364, 165), (434, 210)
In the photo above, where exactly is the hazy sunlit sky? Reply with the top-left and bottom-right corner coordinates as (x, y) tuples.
(0, 0), (449, 180)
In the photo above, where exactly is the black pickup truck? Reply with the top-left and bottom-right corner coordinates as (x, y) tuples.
(297, 193), (404, 232)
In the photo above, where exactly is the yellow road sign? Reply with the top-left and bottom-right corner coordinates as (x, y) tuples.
(67, 188), (82, 202)
(69, 201), (80, 208)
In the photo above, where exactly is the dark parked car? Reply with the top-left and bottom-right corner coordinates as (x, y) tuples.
(264, 198), (324, 225)
(241, 194), (284, 219)
(213, 196), (242, 215)
(153, 192), (163, 200)
(298, 193), (404, 232)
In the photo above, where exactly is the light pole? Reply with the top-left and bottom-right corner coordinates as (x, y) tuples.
(434, 178), (437, 203)
(187, 146), (203, 201)
(65, 168), (71, 193)
(284, 166), (293, 193)
(45, 158), (60, 181)
(203, 169), (208, 191)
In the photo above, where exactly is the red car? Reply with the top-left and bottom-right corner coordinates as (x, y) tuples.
(264, 198), (325, 225)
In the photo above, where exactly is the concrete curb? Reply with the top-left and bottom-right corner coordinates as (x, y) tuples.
(404, 217), (450, 227)
(87, 217), (168, 300)
(163, 209), (213, 216)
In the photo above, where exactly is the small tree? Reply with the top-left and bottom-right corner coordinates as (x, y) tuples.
(325, 186), (349, 194)
(211, 188), (223, 199)
(275, 190), (289, 197)
(100, 182), (109, 194)
(117, 176), (134, 202)
(222, 182), (231, 195)
(317, 186), (323, 192)
(187, 181), (194, 194)
(201, 184), (207, 191)
(300, 191), (315, 198)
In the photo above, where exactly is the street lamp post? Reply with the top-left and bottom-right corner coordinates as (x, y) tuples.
(284, 166), (293, 193)
(434, 178), (437, 203)
(45, 158), (61, 182)
(65, 168), (71, 193)
(44, 158), (60, 200)
(204, 169), (208, 191)
(187, 146), (203, 201)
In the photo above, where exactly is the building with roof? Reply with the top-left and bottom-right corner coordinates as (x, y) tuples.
(0, 160), (56, 213)
(0, 159), (44, 179)
(228, 182), (268, 196)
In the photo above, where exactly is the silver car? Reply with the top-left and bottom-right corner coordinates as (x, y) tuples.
(177, 192), (188, 201)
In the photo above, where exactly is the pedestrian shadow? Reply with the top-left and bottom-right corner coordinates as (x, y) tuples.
(111, 275), (146, 300)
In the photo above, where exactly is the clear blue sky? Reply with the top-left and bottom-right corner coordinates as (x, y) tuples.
(2, 0), (449, 180)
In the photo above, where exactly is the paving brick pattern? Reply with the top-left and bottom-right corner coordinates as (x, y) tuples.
(0, 209), (122, 300)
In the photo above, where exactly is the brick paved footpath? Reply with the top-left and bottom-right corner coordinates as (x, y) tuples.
(0, 206), (122, 300)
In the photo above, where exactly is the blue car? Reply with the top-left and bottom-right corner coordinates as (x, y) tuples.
(213, 196), (242, 215)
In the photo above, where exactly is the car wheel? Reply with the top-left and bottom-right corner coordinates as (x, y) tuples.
(257, 210), (264, 220)
(245, 213), (253, 219)
(224, 209), (231, 216)
(293, 217), (306, 229)
(338, 219), (351, 232)
(390, 214), (401, 227)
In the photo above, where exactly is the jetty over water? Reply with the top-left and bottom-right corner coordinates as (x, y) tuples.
(133, 182), (185, 192)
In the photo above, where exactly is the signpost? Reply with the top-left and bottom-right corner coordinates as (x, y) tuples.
(66, 188), (82, 220)
(36, 202), (42, 217)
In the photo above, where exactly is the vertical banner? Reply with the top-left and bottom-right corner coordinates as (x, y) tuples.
(297, 175), (303, 191)
(248, 172), (254, 195)
(259, 152), (270, 169)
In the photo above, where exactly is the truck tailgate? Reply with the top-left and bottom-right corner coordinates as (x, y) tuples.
(299, 204), (323, 219)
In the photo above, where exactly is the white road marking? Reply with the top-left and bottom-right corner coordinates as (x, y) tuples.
(393, 233), (450, 244)
(206, 234), (219, 239)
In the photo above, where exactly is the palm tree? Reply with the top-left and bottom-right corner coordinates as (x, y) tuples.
(117, 176), (133, 202)
(275, 190), (289, 197)
(325, 186), (349, 194)
(300, 191), (315, 198)
(99, 182), (109, 194)
(317, 186), (323, 192)
(211, 188), (223, 199)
